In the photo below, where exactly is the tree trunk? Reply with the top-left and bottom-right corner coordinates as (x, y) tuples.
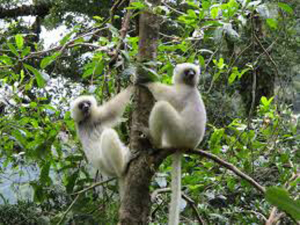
(118, 1), (161, 224)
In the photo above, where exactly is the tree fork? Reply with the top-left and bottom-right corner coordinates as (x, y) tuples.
(119, 1), (161, 224)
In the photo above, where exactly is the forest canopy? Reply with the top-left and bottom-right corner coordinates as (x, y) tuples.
(0, 0), (299, 224)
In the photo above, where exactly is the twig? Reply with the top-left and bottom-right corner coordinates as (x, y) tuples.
(182, 193), (206, 225)
(227, 42), (253, 74)
(110, 0), (127, 22)
(109, 0), (134, 66)
(190, 149), (266, 193)
(247, 69), (256, 127)
(256, 38), (278, 61)
(56, 178), (115, 224)
(266, 207), (280, 225)
(162, 2), (184, 15)
(22, 27), (107, 60)
(253, 34), (279, 77)
(151, 187), (170, 201)
(72, 177), (115, 195)
(57, 194), (80, 225)
(151, 187), (206, 224)
(246, 210), (267, 222)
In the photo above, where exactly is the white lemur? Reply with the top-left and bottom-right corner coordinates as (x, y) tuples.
(143, 63), (207, 225)
(70, 87), (133, 196)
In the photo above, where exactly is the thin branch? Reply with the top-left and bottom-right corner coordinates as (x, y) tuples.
(182, 193), (206, 225)
(57, 194), (79, 225)
(253, 34), (279, 77)
(151, 187), (206, 224)
(110, 0), (127, 22)
(151, 187), (170, 201)
(162, 2), (184, 15)
(247, 69), (257, 127)
(109, 0), (134, 66)
(57, 178), (116, 224)
(72, 178), (115, 196)
(227, 42), (253, 74)
(22, 27), (107, 60)
(190, 149), (266, 193)
(266, 207), (279, 225)
(256, 38), (278, 61)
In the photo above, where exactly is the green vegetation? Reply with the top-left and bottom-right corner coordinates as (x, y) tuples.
(0, 0), (299, 224)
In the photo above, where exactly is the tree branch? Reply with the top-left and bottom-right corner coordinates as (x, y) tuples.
(0, 4), (51, 18)
(190, 149), (266, 193)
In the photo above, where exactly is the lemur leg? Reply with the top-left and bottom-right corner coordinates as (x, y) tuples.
(149, 101), (184, 148)
(100, 128), (130, 177)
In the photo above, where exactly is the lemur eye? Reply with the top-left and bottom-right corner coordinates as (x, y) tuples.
(78, 102), (84, 110)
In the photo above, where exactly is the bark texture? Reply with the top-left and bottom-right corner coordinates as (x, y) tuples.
(119, 1), (162, 224)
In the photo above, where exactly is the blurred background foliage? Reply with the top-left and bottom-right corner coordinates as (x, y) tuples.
(0, 0), (299, 224)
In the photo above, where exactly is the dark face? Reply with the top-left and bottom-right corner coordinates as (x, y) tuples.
(78, 100), (91, 117)
(183, 68), (196, 86)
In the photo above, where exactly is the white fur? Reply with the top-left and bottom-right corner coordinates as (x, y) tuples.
(147, 63), (206, 225)
(70, 87), (133, 178)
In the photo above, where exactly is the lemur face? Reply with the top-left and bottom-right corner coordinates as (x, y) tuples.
(78, 100), (92, 118)
(183, 68), (196, 85)
(172, 63), (200, 86)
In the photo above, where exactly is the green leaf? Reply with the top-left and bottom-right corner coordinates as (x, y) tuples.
(24, 64), (45, 88)
(261, 96), (268, 106)
(186, 1), (200, 9)
(239, 68), (250, 78)
(187, 9), (197, 18)
(40, 52), (61, 69)
(228, 67), (239, 84)
(20, 69), (25, 83)
(15, 34), (24, 50)
(127, 1), (146, 10)
(93, 16), (104, 21)
(266, 18), (278, 30)
(7, 43), (19, 57)
(211, 6), (219, 19)
(202, 1), (210, 10)
(0, 55), (13, 66)
(40, 163), (51, 185)
(82, 68), (93, 78)
(25, 78), (34, 90)
(31, 182), (45, 203)
(21, 46), (31, 58)
(66, 171), (79, 193)
(278, 3), (293, 14)
(40, 57), (53, 69)
(209, 128), (224, 154)
(198, 55), (205, 68)
(266, 187), (300, 221)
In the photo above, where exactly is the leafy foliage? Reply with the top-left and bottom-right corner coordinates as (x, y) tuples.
(0, 0), (299, 224)
(266, 187), (300, 221)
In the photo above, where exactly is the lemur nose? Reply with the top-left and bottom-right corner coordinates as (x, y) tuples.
(188, 70), (195, 77)
(82, 104), (89, 112)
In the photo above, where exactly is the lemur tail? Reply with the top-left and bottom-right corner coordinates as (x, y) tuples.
(168, 151), (182, 225)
